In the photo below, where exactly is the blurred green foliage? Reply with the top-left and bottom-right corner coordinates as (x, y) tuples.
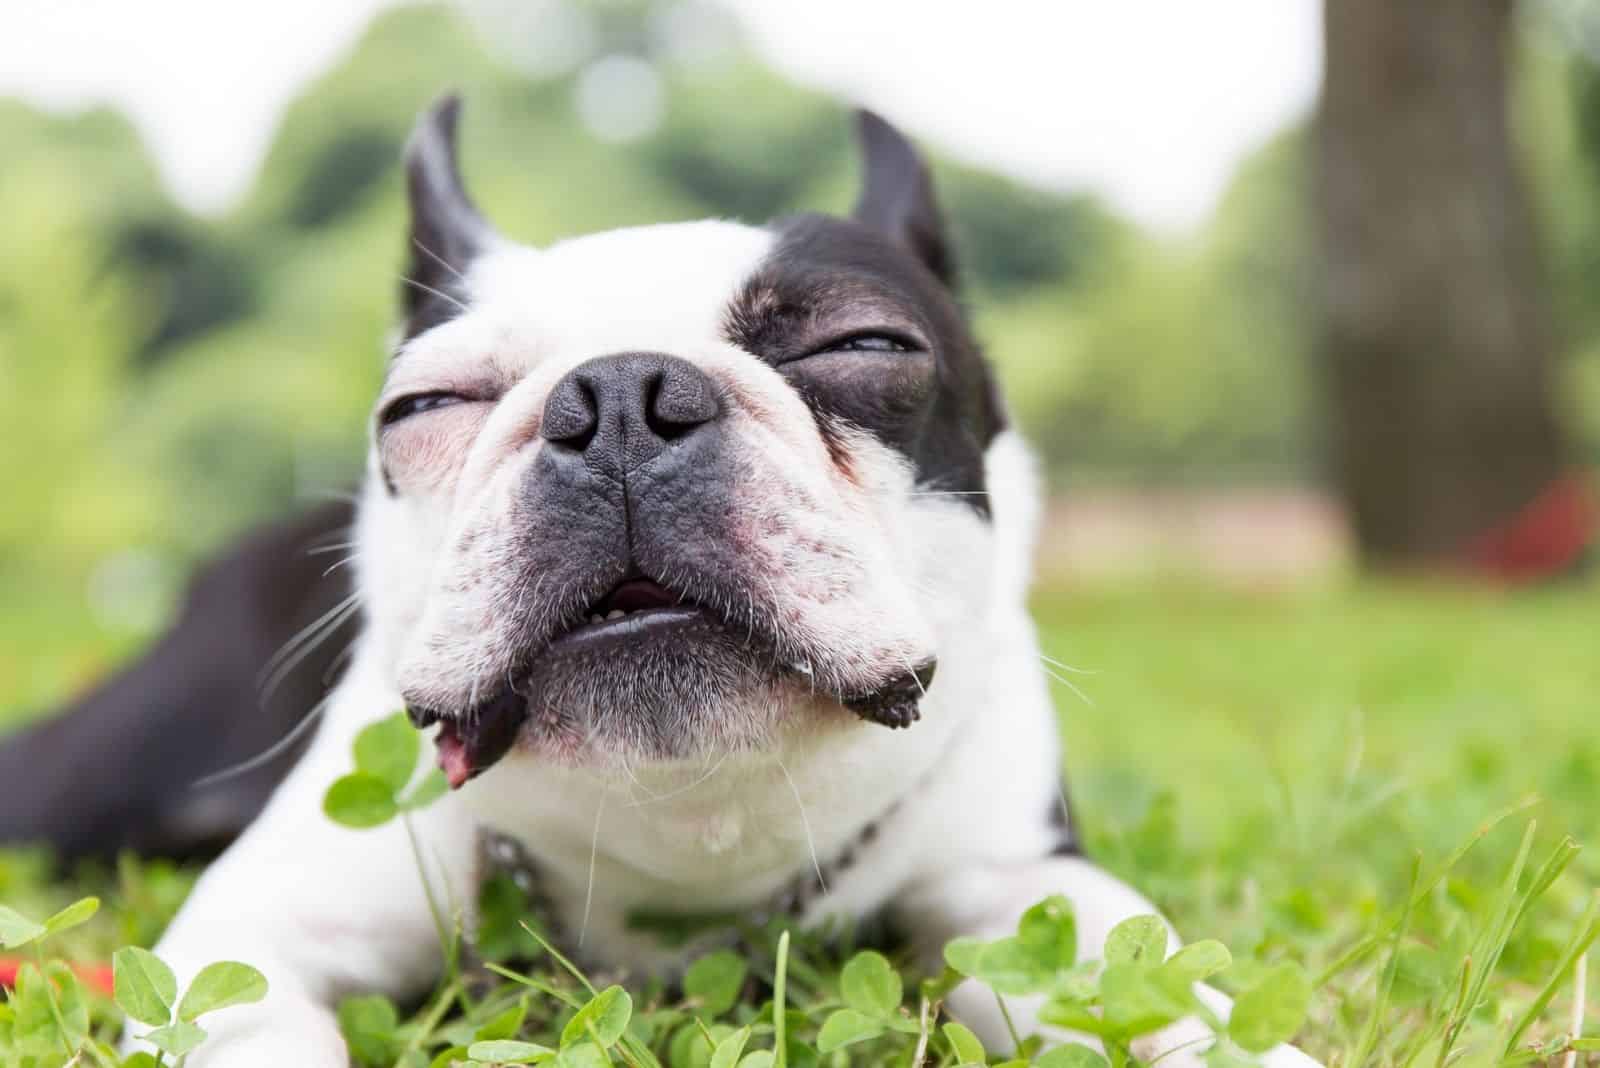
(3, 3), (1600, 710)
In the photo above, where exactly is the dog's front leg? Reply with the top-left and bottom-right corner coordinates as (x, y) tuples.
(127, 688), (480, 1065)
(896, 856), (1322, 1067)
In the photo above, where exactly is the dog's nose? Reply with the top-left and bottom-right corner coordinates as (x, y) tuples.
(541, 353), (720, 472)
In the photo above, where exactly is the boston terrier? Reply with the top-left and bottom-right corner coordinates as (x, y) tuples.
(105, 97), (1317, 1066)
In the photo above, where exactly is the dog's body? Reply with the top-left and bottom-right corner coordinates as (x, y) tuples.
(7, 99), (1316, 1066)
(0, 501), (354, 859)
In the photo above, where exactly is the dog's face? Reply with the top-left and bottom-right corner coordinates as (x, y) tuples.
(357, 99), (1006, 786)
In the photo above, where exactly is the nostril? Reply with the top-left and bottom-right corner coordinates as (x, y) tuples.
(541, 378), (599, 450)
(647, 366), (719, 441)
(643, 373), (682, 441)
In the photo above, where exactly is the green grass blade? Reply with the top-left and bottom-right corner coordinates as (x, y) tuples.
(520, 921), (598, 996)
(484, 962), (585, 1009)
(1348, 854), (1422, 1067)
(1436, 820), (1537, 1067)
(1315, 796), (1538, 986)
(1501, 891), (1600, 1056)
(1509, 837), (1581, 934)
(773, 930), (790, 1068)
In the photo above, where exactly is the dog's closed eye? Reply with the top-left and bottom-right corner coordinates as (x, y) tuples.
(380, 390), (474, 427)
(377, 391), (494, 493)
(811, 332), (917, 356)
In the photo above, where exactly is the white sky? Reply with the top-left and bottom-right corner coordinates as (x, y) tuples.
(0, 0), (1322, 233)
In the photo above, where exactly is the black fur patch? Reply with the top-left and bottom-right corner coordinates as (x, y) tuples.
(1049, 779), (1084, 857)
(724, 214), (1005, 515)
(0, 502), (358, 859)
(400, 95), (489, 342)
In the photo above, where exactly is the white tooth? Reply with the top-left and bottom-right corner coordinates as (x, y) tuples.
(606, 609), (625, 620)
(590, 615), (603, 625)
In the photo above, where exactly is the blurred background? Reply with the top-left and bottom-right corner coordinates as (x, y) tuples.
(2, 1), (1599, 821)
(6, 9), (1600, 1046)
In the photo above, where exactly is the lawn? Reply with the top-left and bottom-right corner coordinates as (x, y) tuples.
(2, 580), (1598, 1065)
(1038, 581), (1600, 1062)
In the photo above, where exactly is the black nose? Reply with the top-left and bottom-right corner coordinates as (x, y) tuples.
(541, 353), (721, 473)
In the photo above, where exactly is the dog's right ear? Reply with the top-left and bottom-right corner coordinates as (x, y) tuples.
(401, 93), (491, 339)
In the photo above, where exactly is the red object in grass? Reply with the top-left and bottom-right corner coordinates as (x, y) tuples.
(0, 955), (115, 996)
(1463, 471), (1597, 583)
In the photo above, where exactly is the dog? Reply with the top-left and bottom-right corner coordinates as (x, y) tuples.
(8, 96), (1318, 1066)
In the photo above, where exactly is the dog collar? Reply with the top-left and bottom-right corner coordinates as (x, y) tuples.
(478, 804), (896, 957)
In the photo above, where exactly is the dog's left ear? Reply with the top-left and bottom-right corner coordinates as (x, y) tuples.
(852, 110), (953, 285)
(401, 93), (492, 338)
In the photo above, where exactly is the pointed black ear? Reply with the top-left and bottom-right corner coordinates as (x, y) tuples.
(851, 110), (953, 285)
(401, 93), (491, 338)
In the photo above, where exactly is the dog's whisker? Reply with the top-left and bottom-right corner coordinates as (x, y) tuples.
(258, 591), (360, 687)
(304, 538), (358, 557)
(899, 655), (929, 698)
(511, 571), (540, 632)
(259, 594), (362, 705)
(1038, 660), (1094, 707)
(617, 754), (660, 802)
(624, 752), (729, 809)
(321, 554), (359, 579)
(776, 756), (828, 897)
(190, 695), (331, 789)
(399, 275), (469, 314)
(411, 236), (468, 282)
(743, 583), (757, 646)
(585, 692), (604, 745)
(578, 787), (608, 948)
(1038, 652), (1097, 676)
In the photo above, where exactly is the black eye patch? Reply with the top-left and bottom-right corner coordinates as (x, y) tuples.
(724, 214), (1005, 514)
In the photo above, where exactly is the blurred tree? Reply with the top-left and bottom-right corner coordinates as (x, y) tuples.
(1318, 0), (1573, 565)
(283, 125), (402, 229)
(944, 173), (1115, 300)
(110, 216), (257, 366)
(644, 65), (850, 222)
(983, 132), (1313, 485)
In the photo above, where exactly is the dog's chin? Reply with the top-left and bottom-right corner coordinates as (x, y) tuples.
(409, 605), (787, 786)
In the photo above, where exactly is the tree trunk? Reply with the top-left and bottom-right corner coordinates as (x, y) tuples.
(1317, 0), (1570, 565)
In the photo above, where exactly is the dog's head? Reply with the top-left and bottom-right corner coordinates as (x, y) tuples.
(357, 96), (1017, 787)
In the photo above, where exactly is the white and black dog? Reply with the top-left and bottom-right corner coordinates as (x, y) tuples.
(13, 97), (1317, 1066)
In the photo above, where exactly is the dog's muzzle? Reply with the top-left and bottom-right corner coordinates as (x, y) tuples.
(402, 350), (936, 785)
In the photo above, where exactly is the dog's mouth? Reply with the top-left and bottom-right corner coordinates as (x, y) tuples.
(546, 576), (706, 651)
(408, 575), (719, 787)
(411, 688), (526, 790)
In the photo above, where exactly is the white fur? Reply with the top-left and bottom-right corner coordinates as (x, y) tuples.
(138, 221), (1320, 1067)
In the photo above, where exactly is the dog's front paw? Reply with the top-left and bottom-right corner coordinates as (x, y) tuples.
(121, 998), (347, 1068)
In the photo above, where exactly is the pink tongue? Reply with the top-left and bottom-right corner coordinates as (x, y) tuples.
(435, 723), (475, 789)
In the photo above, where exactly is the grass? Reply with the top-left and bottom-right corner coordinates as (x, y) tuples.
(1035, 581), (1600, 1062)
(2, 578), (1598, 1065)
